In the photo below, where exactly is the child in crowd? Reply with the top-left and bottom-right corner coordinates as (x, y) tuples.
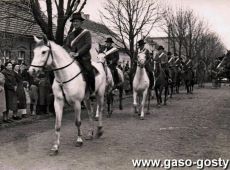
(23, 81), (31, 116)
(30, 80), (39, 115)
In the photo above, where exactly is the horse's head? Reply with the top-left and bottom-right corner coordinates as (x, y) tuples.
(137, 51), (147, 68)
(29, 35), (53, 77)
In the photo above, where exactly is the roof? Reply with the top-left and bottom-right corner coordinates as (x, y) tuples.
(65, 19), (115, 37)
(82, 20), (115, 36)
(0, 1), (54, 37)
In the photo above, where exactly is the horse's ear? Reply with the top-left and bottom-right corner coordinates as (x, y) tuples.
(33, 36), (41, 44)
(42, 34), (48, 45)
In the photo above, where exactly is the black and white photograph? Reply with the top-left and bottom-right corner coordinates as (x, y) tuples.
(0, 0), (229, 169)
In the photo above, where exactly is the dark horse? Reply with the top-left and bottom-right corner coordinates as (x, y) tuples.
(168, 65), (181, 97)
(97, 44), (124, 117)
(182, 64), (194, 94)
(154, 62), (168, 106)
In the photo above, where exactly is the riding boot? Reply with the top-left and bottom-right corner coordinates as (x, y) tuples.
(88, 70), (95, 97)
(149, 72), (154, 89)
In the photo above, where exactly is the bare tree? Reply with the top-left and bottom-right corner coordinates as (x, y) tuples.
(2, 0), (87, 45)
(101, 0), (162, 63)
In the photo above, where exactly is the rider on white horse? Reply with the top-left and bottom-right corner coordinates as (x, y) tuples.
(136, 39), (154, 89)
(63, 12), (96, 96)
(103, 37), (120, 89)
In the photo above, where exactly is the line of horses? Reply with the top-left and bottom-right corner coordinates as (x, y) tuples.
(29, 36), (195, 155)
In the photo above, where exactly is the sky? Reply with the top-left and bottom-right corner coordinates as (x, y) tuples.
(83, 0), (230, 49)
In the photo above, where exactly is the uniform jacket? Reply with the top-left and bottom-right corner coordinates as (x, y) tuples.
(104, 46), (119, 67)
(64, 28), (92, 61)
(155, 51), (168, 64)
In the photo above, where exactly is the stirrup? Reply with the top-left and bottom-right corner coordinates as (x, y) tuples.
(168, 79), (172, 83)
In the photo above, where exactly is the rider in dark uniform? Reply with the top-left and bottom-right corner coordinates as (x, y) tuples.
(104, 37), (120, 88)
(155, 45), (171, 82)
(137, 39), (154, 89)
(63, 12), (95, 95)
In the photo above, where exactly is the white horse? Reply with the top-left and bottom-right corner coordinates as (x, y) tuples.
(28, 36), (106, 155)
(97, 44), (124, 117)
(132, 51), (150, 120)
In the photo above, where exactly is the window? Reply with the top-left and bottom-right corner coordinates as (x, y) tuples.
(3, 50), (11, 60)
(18, 51), (25, 60)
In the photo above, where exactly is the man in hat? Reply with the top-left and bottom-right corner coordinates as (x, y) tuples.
(155, 45), (171, 82)
(136, 39), (154, 89)
(63, 12), (95, 95)
(104, 37), (120, 87)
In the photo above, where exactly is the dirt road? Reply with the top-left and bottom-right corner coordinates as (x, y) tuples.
(0, 85), (229, 170)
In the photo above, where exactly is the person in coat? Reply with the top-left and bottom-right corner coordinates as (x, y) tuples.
(1, 62), (18, 122)
(63, 12), (95, 95)
(104, 37), (120, 87)
(137, 39), (154, 89)
(37, 72), (52, 114)
(14, 64), (27, 119)
(155, 45), (171, 82)
(0, 72), (6, 122)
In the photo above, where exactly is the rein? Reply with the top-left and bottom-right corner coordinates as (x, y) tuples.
(31, 41), (83, 106)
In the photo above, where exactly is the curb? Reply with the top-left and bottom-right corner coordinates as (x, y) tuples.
(0, 95), (132, 129)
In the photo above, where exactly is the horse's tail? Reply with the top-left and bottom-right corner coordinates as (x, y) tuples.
(117, 67), (124, 83)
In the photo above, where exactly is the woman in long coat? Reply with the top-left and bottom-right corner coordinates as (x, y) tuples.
(0, 72), (6, 121)
(1, 62), (18, 122)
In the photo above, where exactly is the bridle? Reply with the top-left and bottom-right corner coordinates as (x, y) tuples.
(30, 41), (81, 84)
(30, 42), (75, 72)
(30, 41), (83, 106)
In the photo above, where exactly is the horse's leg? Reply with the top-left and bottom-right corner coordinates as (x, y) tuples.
(106, 92), (111, 117)
(140, 89), (148, 120)
(146, 89), (151, 115)
(155, 87), (160, 107)
(119, 86), (123, 110)
(159, 87), (163, 104)
(95, 94), (104, 138)
(133, 90), (138, 114)
(170, 83), (173, 98)
(74, 101), (83, 147)
(164, 86), (168, 105)
(84, 99), (94, 140)
(50, 98), (64, 155)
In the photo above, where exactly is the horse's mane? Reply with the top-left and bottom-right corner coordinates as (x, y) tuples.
(49, 41), (74, 60)
(35, 40), (71, 59)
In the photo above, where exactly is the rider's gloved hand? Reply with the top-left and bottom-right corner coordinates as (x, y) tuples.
(70, 52), (79, 58)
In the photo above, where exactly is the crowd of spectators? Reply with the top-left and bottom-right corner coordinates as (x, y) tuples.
(0, 60), (53, 124)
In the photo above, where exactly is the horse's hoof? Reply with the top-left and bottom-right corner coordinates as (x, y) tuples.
(85, 131), (94, 140)
(138, 113), (141, 116)
(119, 106), (123, 110)
(95, 127), (104, 138)
(146, 111), (150, 115)
(49, 145), (59, 156)
(49, 149), (59, 156)
(75, 141), (83, 147)
(140, 116), (144, 120)
(94, 117), (99, 121)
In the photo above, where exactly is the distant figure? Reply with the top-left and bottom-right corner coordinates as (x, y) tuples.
(0, 72), (6, 121)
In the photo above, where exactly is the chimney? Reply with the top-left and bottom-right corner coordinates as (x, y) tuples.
(84, 14), (90, 20)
